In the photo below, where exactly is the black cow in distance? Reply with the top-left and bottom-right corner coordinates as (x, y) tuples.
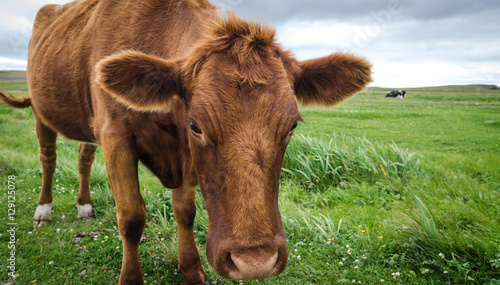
(386, 90), (406, 99)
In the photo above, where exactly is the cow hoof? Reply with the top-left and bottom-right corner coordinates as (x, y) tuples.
(76, 204), (93, 218)
(34, 203), (53, 226)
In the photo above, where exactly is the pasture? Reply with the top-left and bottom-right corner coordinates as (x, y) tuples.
(1, 77), (499, 284)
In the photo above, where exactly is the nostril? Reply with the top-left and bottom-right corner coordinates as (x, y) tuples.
(225, 251), (238, 272)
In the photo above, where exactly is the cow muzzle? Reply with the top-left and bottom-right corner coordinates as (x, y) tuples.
(228, 249), (279, 280)
(213, 237), (288, 280)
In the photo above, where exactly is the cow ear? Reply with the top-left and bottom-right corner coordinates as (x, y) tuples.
(293, 53), (372, 106)
(96, 50), (184, 112)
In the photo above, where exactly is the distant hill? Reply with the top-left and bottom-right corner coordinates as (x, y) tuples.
(0, 70), (27, 81)
(360, 84), (500, 104)
(368, 85), (499, 93)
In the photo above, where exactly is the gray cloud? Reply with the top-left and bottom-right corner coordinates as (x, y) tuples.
(0, 30), (31, 60)
(0, 0), (498, 86)
(403, 0), (500, 21)
(214, 0), (392, 24)
(214, 0), (500, 24)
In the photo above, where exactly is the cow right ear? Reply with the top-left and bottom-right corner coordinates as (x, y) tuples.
(96, 50), (184, 112)
(292, 52), (372, 106)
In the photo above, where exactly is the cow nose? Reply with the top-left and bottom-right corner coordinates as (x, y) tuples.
(227, 249), (279, 280)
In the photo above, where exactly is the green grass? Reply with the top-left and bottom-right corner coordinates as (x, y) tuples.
(1, 81), (500, 284)
(282, 134), (421, 190)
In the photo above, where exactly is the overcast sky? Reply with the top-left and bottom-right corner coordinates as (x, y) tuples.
(1, 0), (499, 87)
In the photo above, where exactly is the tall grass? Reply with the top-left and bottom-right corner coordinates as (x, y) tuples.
(386, 192), (500, 282)
(282, 134), (421, 191)
(398, 193), (448, 257)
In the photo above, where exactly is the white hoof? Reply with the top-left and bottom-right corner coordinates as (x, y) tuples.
(34, 203), (53, 226)
(76, 204), (93, 218)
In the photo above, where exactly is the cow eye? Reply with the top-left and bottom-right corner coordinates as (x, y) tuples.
(190, 121), (202, 135)
(290, 121), (298, 133)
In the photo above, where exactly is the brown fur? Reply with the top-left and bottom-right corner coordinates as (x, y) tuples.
(1, 0), (371, 284)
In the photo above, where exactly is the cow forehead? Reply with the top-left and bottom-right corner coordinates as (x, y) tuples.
(191, 50), (291, 87)
(189, 54), (297, 116)
(187, 66), (299, 143)
(190, 80), (298, 125)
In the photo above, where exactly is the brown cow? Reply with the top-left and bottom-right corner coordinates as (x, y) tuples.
(0, 0), (371, 284)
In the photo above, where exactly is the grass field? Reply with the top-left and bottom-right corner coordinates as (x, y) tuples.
(1, 78), (499, 284)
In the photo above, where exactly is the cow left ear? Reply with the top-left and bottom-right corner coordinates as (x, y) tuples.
(293, 53), (372, 106)
(96, 50), (184, 112)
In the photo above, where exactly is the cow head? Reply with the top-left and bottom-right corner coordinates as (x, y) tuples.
(96, 16), (371, 280)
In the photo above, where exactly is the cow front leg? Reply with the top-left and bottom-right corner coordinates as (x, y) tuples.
(172, 187), (208, 285)
(102, 138), (146, 285)
(33, 116), (57, 226)
(76, 143), (97, 218)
